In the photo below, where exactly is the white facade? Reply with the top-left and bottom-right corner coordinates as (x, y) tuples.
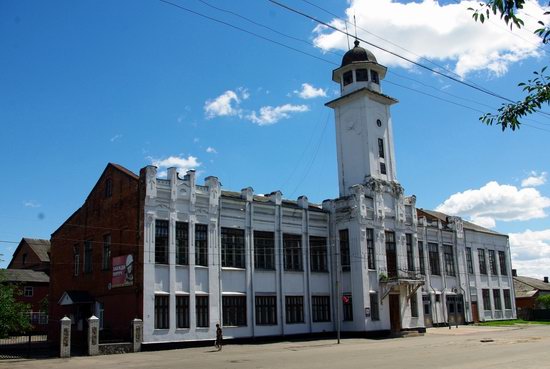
(140, 41), (515, 344)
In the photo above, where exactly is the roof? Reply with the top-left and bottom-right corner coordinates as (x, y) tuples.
(58, 290), (95, 305)
(417, 208), (506, 236)
(325, 86), (398, 108)
(0, 269), (49, 283)
(341, 40), (377, 66)
(221, 190), (327, 213)
(514, 276), (550, 298)
(22, 238), (50, 262)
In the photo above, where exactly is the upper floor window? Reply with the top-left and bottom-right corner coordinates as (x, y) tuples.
(195, 224), (208, 266)
(443, 244), (455, 276)
(310, 236), (328, 272)
(378, 138), (385, 158)
(84, 240), (93, 273)
(284, 234), (302, 272)
(367, 228), (375, 270)
(176, 222), (189, 265)
(478, 249), (487, 275)
(406, 234), (414, 272)
(489, 250), (498, 275)
(221, 228), (245, 268)
(343, 70), (353, 86)
(24, 286), (33, 297)
(254, 231), (275, 270)
(73, 245), (80, 276)
(356, 68), (368, 81)
(466, 247), (474, 274)
(155, 220), (169, 264)
(105, 178), (112, 198)
(418, 241), (425, 275)
(380, 162), (387, 175)
(102, 234), (111, 271)
(428, 242), (440, 276)
(340, 229), (350, 272)
(370, 70), (380, 84)
(498, 251), (508, 275)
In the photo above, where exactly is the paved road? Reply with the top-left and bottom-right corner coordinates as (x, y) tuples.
(3, 325), (550, 369)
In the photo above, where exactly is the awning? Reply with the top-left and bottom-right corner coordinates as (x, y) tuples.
(58, 290), (95, 306)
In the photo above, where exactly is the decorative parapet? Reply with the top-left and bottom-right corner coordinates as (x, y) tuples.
(145, 165), (157, 199)
(297, 195), (308, 209)
(241, 186), (254, 202)
(269, 190), (282, 206)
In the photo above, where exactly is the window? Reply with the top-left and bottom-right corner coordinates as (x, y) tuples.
(370, 293), (379, 321)
(154, 295), (169, 329)
(284, 234), (302, 271)
(155, 220), (169, 264)
(499, 251), (508, 275)
(423, 295), (431, 315)
(221, 228), (245, 268)
(97, 302), (104, 329)
(343, 70), (353, 86)
(370, 70), (380, 84)
(102, 234), (111, 271)
(22, 253), (27, 265)
(84, 240), (93, 273)
(378, 138), (385, 158)
(503, 290), (512, 309)
(478, 249), (487, 275)
(410, 294), (418, 318)
(254, 231), (275, 270)
(176, 222), (189, 265)
(367, 228), (375, 270)
(489, 250), (497, 275)
(105, 178), (112, 198)
(482, 289), (491, 311)
(356, 68), (368, 81)
(24, 286), (33, 297)
(428, 243), (440, 275)
(385, 231), (397, 278)
(343, 295), (353, 321)
(223, 296), (247, 326)
(255, 296), (277, 325)
(195, 224), (208, 266)
(196, 296), (209, 328)
(443, 244), (455, 276)
(418, 241), (425, 275)
(285, 296), (304, 324)
(466, 247), (474, 274)
(493, 290), (502, 310)
(176, 296), (189, 328)
(340, 229), (350, 271)
(311, 296), (331, 322)
(310, 236), (328, 272)
(406, 234), (414, 271)
(73, 245), (80, 276)
(380, 162), (387, 175)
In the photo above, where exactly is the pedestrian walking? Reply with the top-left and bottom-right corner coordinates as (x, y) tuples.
(215, 323), (223, 351)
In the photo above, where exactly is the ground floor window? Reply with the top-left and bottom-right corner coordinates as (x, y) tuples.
(493, 290), (502, 310)
(223, 295), (247, 326)
(482, 289), (491, 311)
(370, 293), (379, 321)
(155, 295), (169, 329)
(343, 294), (353, 321)
(410, 294), (418, 318)
(503, 289), (512, 309)
(255, 295), (277, 325)
(311, 296), (331, 322)
(176, 296), (190, 328)
(196, 295), (209, 328)
(285, 296), (304, 324)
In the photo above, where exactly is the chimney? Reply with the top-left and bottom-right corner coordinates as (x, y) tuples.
(544, 276), (549, 283)
(512, 269), (517, 277)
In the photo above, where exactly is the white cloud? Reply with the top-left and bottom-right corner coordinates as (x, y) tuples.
(206, 146), (217, 154)
(509, 229), (550, 279)
(436, 181), (550, 228)
(521, 171), (547, 187)
(23, 201), (41, 208)
(294, 83), (327, 99)
(150, 155), (201, 177)
(204, 90), (242, 119)
(246, 104), (309, 126)
(312, 0), (548, 77)
(110, 134), (122, 142)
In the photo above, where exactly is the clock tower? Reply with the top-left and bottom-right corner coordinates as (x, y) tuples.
(326, 40), (399, 197)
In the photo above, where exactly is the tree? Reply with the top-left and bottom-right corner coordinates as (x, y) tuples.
(0, 257), (32, 338)
(536, 294), (550, 309)
(469, 0), (550, 131)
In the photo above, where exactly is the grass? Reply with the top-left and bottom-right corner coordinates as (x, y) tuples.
(477, 319), (550, 326)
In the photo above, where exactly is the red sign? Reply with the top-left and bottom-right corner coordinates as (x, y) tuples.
(112, 254), (134, 288)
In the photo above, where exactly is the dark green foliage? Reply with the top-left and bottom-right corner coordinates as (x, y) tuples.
(0, 273), (32, 338)
(536, 294), (550, 309)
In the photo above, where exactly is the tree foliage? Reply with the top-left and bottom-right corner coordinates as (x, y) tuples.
(0, 271), (32, 338)
(536, 294), (550, 309)
(469, 1), (550, 131)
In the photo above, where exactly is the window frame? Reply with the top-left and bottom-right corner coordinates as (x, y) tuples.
(482, 289), (491, 311)
(428, 242), (440, 276)
(498, 251), (508, 276)
(493, 289), (502, 310)
(176, 295), (190, 329)
(466, 247), (474, 274)
(176, 222), (189, 265)
(283, 234), (303, 272)
(154, 295), (169, 330)
(254, 231), (275, 270)
(311, 296), (331, 322)
(196, 295), (209, 328)
(339, 229), (350, 272)
(367, 228), (375, 270)
(102, 234), (111, 271)
(221, 228), (245, 269)
(355, 68), (368, 81)
(255, 295), (277, 326)
(155, 219), (169, 265)
(406, 234), (414, 272)
(418, 241), (425, 275)
(84, 240), (93, 274)
(195, 224), (208, 267)
(310, 236), (328, 272)
(24, 286), (33, 297)
(443, 244), (455, 276)
(343, 294), (353, 321)
(478, 249), (487, 275)
(370, 293), (379, 321)
(222, 295), (247, 327)
(285, 296), (304, 324)
(343, 70), (353, 86)
(488, 250), (498, 275)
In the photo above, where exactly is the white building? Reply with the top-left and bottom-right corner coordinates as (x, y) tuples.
(141, 41), (516, 344)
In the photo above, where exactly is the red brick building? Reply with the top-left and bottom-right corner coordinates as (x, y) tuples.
(48, 163), (145, 346)
(8, 238), (51, 275)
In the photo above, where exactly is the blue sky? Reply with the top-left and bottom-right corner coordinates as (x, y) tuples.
(1, 0), (549, 277)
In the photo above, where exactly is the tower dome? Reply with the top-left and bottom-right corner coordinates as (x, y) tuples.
(341, 40), (377, 66)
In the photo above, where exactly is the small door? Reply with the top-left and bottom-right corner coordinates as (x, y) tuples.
(447, 295), (465, 325)
(471, 301), (480, 323)
(389, 294), (401, 333)
(423, 295), (433, 327)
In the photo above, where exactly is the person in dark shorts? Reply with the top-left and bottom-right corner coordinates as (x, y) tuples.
(215, 324), (223, 351)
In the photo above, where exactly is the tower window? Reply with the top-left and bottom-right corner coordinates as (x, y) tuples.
(356, 69), (368, 81)
(343, 71), (353, 86)
(380, 162), (387, 175)
(370, 70), (380, 84)
(378, 138), (385, 158)
(376, 119), (382, 127)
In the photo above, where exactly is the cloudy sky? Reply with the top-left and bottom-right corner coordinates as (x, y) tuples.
(1, 0), (549, 278)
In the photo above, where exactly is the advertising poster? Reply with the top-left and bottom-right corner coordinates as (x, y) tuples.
(112, 254), (134, 288)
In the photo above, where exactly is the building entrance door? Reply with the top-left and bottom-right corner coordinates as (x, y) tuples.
(389, 294), (401, 333)
(471, 301), (480, 323)
(446, 295), (465, 326)
(423, 295), (433, 327)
